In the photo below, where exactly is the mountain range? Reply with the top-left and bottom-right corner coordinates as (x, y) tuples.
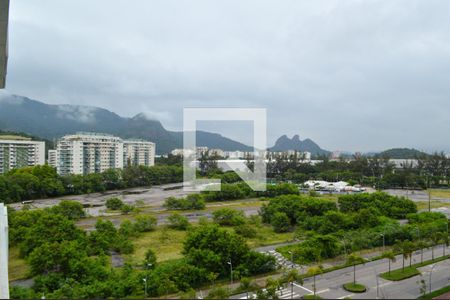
(0, 94), (329, 155)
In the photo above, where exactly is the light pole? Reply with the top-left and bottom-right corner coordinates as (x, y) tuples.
(429, 264), (437, 294)
(227, 259), (233, 285)
(342, 240), (348, 259)
(143, 278), (147, 298)
(288, 251), (294, 269)
(380, 233), (385, 252)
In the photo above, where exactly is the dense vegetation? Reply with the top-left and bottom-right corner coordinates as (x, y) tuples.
(271, 193), (449, 269)
(0, 164), (183, 204)
(266, 151), (450, 189)
(8, 201), (275, 299)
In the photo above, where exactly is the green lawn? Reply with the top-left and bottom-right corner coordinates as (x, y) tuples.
(246, 225), (295, 248)
(343, 282), (366, 293)
(429, 189), (450, 199)
(8, 247), (30, 281)
(380, 267), (421, 281)
(125, 227), (188, 264)
(303, 294), (323, 299)
(416, 200), (450, 210)
(380, 255), (450, 281)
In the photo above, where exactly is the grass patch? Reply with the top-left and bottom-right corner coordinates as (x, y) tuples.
(380, 255), (450, 281)
(430, 189), (450, 199)
(416, 200), (450, 210)
(8, 247), (30, 281)
(343, 283), (366, 293)
(246, 225), (295, 248)
(418, 285), (450, 300)
(303, 294), (323, 299)
(380, 267), (421, 281)
(125, 227), (188, 264)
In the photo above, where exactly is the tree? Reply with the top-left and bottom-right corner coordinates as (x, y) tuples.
(346, 254), (366, 284)
(394, 240), (414, 271)
(306, 266), (323, 297)
(134, 215), (157, 232)
(143, 249), (157, 269)
(212, 208), (246, 226)
(105, 197), (124, 210)
(51, 200), (86, 220)
(429, 233), (441, 260)
(271, 212), (290, 233)
(167, 213), (190, 230)
(206, 287), (229, 299)
(239, 277), (256, 299)
(381, 251), (396, 275)
(281, 269), (303, 299)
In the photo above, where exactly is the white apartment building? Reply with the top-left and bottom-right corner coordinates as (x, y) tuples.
(47, 149), (57, 168)
(57, 132), (124, 175)
(56, 132), (156, 175)
(0, 136), (45, 174)
(123, 140), (155, 167)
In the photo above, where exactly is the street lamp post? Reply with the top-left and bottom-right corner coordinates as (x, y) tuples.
(143, 278), (147, 298)
(429, 264), (437, 294)
(342, 240), (348, 259)
(227, 259), (233, 285)
(380, 233), (385, 252)
(288, 251), (294, 269)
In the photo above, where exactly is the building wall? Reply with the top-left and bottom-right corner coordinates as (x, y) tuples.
(123, 140), (155, 167)
(0, 139), (45, 174)
(56, 133), (155, 175)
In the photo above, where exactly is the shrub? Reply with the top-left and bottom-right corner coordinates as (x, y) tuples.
(168, 213), (190, 230)
(212, 208), (246, 226)
(105, 197), (124, 210)
(234, 224), (257, 238)
(134, 215), (157, 232)
(120, 204), (134, 214)
(271, 212), (290, 233)
(164, 194), (205, 210)
(51, 200), (86, 220)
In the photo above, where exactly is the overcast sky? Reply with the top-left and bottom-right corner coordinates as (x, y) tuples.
(4, 0), (450, 152)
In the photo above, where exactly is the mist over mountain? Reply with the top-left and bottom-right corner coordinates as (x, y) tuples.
(0, 94), (256, 154)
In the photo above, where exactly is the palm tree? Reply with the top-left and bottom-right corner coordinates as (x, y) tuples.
(438, 232), (449, 257)
(429, 232), (441, 260)
(381, 251), (396, 275)
(415, 240), (428, 264)
(346, 254), (366, 284)
(239, 277), (254, 299)
(283, 269), (302, 299)
(394, 241), (414, 271)
(306, 266), (323, 297)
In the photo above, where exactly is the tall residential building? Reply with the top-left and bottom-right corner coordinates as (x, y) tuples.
(0, 136), (45, 174)
(56, 132), (156, 175)
(123, 139), (155, 167)
(48, 149), (58, 168)
(57, 132), (124, 175)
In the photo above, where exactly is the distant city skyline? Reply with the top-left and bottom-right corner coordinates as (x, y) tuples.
(4, 1), (450, 153)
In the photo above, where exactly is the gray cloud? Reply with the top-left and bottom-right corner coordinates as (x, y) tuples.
(4, 0), (450, 152)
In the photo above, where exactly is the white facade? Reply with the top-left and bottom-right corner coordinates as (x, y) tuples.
(123, 140), (155, 167)
(0, 137), (45, 174)
(56, 132), (124, 175)
(48, 149), (58, 168)
(56, 132), (156, 175)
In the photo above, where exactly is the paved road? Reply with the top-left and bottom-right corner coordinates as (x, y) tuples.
(301, 245), (449, 299)
(231, 245), (450, 299)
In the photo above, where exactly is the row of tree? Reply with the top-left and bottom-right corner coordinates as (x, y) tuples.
(0, 164), (183, 204)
